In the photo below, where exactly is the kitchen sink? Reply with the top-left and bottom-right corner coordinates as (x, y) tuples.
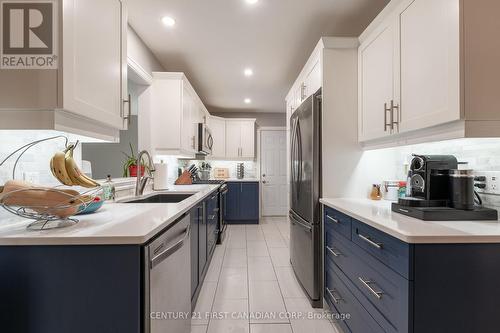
(118, 193), (194, 204)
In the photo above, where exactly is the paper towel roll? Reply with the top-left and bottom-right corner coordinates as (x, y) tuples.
(153, 161), (169, 190)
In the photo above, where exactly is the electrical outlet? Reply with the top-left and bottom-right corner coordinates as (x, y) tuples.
(474, 171), (500, 195)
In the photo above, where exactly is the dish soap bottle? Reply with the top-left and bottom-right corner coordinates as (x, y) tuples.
(102, 175), (116, 201)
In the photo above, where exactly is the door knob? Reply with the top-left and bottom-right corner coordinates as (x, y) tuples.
(262, 174), (266, 177)
(262, 180), (267, 184)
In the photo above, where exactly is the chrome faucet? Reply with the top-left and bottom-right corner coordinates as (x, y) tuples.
(135, 150), (156, 196)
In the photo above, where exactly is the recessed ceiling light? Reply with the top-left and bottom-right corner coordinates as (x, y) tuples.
(161, 16), (176, 27)
(244, 68), (253, 77)
(244, 98), (252, 104)
(246, 0), (258, 4)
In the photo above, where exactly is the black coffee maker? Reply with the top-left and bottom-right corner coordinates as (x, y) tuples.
(400, 154), (458, 207)
(392, 154), (498, 221)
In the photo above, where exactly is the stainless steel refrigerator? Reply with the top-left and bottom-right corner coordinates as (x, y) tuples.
(289, 88), (322, 308)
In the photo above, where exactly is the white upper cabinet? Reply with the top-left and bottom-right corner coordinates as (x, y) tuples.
(63, 0), (128, 131)
(358, 18), (398, 141)
(358, 0), (500, 148)
(207, 116), (226, 159)
(139, 72), (206, 157)
(240, 121), (256, 158)
(398, 0), (460, 133)
(225, 119), (256, 160)
(0, 0), (127, 140)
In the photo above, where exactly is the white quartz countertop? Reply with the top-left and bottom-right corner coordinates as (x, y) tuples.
(320, 198), (500, 244)
(0, 184), (220, 246)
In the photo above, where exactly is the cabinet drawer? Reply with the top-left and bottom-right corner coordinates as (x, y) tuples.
(324, 206), (351, 240)
(352, 219), (411, 279)
(325, 259), (385, 333)
(326, 230), (409, 333)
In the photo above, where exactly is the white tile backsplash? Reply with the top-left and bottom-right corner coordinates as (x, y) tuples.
(186, 160), (257, 179)
(384, 138), (500, 208)
(0, 131), (83, 186)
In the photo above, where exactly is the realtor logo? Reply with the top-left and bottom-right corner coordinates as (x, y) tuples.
(0, 0), (58, 69)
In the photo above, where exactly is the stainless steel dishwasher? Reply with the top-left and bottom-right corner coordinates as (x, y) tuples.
(144, 213), (191, 333)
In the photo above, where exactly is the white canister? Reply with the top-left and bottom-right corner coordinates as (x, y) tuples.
(153, 161), (169, 190)
(382, 180), (400, 201)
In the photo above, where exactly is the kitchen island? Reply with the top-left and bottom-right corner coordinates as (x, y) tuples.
(321, 198), (500, 333)
(0, 184), (221, 333)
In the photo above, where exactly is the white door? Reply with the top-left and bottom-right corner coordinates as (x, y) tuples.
(399, 0), (460, 133)
(261, 130), (287, 216)
(240, 121), (255, 158)
(359, 18), (398, 141)
(225, 121), (241, 158)
(63, 0), (126, 130)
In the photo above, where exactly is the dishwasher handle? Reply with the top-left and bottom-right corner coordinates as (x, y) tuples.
(150, 224), (191, 269)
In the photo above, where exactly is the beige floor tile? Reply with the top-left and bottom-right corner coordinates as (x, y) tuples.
(250, 323), (293, 333)
(290, 318), (339, 333)
(207, 319), (249, 333)
(248, 256), (277, 281)
(216, 267), (248, 299)
(269, 247), (291, 267)
(246, 229), (265, 241)
(223, 248), (248, 267)
(275, 267), (307, 298)
(248, 280), (288, 324)
(247, 240), (269, 257)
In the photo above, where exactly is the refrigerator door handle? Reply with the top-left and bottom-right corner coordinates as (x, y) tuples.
(290, 117), (298, 198)
(289, 211), (312, 232)
(296, 118), (303, 195)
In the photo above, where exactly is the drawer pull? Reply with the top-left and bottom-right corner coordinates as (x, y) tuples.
(326, 287), (343, 304)
(326, 215), (339, 224)
(358, 233), (383, 249)
(358, 277), (384, 300)
(326, 246), (342, 257)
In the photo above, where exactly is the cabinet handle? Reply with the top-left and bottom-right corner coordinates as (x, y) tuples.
(326, 246), (342, 257)
(192, 136), (196, 150)
(391, 99), (400, 131)
(358, 277), (384, 300)
(326, 215), (339, 224)
(358, 233), (383, 249)
(123, 94), (131, 125)
(384, 102), (392, 132)
(326, 287), (343, 304)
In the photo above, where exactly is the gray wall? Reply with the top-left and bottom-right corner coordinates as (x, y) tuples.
(212, 112), (286, 127)
(127, 25), (165, 73)
(82, 115), (138, 179)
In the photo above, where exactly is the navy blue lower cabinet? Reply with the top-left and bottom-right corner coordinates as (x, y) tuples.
(225, 181), (259, 224)
(0, 245), (142, 333)
(323, 205), (500, 333)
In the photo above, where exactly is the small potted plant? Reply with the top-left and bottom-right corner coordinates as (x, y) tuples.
(122, 143), (145, 177)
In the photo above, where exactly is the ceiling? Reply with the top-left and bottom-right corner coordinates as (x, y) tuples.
(128, 0), (389, 113)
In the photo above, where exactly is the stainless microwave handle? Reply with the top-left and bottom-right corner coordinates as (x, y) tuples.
(150, 224), (191, 268)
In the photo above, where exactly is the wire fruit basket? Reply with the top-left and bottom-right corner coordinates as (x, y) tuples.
(0, 186), (102, 230)
(0, 136), (102, 230)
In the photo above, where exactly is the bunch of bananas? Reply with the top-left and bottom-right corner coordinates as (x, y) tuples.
(50, 143), (100, 188)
